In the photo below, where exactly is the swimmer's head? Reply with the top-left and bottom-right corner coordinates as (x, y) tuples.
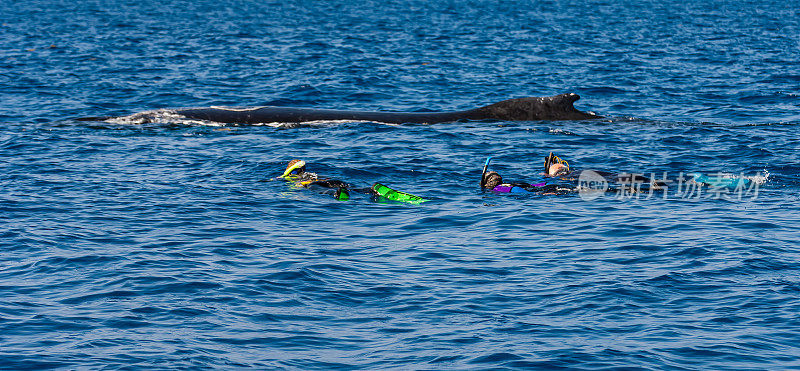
(281, 159), (306, 178)
(544, 152), (570, 176)
(549, 163), (570, 176)
(482, 171), (502, 189)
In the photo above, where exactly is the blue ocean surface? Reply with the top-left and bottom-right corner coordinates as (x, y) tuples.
(2, 0), (800, 369)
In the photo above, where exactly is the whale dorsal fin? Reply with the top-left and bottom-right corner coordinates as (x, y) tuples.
(474, 93), (600, 121)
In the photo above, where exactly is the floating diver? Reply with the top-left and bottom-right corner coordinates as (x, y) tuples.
(481, 153), (756, 196)
(277, 159), (428, 204)
(480, 153), (666, 194)
(480, 153), (587, 192)
(479, 156), (572, 194)
(540, 152), (665, 189)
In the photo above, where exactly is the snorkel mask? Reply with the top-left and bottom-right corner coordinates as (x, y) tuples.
(279, 160), (306, 179)
(544, 152), (570, 175)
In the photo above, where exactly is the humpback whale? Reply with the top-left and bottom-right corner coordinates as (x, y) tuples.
(81, 93), (600, 124)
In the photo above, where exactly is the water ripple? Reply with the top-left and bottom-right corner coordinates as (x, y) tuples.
(2, 0), (800, 369)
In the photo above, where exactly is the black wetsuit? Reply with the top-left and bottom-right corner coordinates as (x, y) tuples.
(292, 174), (375, 200)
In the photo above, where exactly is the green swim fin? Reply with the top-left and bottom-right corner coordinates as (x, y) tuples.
(372, 183), (429, 204)
(334, 187), (350, 201)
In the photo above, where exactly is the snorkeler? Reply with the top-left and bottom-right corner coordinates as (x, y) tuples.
(480, 157), (566, 194)
(278, 159), (353, 200)
(482, 152), (752, 196)
(481, 153), (662, 194)
(543, 152), (665, 186)
(278, 159), (428, 203)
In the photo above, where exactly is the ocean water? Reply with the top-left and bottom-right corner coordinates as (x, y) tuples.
(2, 0), (800, 369)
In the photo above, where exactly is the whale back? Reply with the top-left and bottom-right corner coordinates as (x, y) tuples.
(77, 93), (600, 124)
(469, 93), (600, 121)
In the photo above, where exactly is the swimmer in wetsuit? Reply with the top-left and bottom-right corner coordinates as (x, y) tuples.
(542, 152), (668, 188)
(481, 152), (666, 194)
(278, 159), (358, 200)
(481, 153), (668, 195)
(480, 156), (565, 194)
(278, 159), (429, 203)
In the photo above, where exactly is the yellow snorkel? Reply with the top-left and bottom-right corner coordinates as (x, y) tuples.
(278, 160), (306, 179)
